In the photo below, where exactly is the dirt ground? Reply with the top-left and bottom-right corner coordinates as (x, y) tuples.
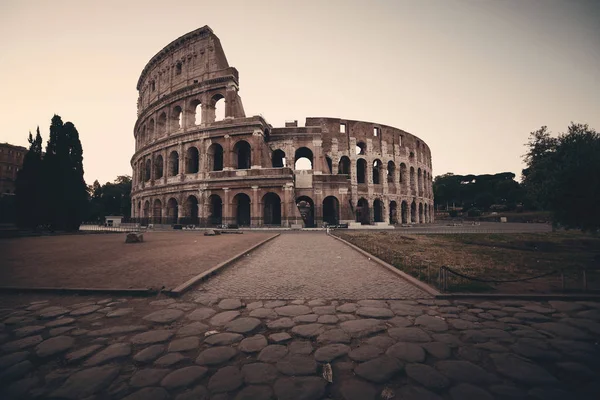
(337, 231), (600, 294)
(0, 231), (275, 290)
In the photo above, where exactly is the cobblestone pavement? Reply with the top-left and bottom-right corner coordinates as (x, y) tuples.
(1, 293), (599, 399)
(195, 233), (429, 300)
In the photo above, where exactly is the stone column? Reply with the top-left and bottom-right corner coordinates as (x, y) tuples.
(251, 130), (263, 169)
(178, 142), (185, 180)
(223, 188), (231, 226)
(251, 186), (259, 227)
(223, 135), (233, 171)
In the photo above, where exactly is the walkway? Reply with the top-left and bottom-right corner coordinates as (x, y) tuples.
(195, 232), (429, 300)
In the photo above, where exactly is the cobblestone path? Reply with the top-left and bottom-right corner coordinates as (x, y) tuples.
(1, 294), (599, 399)
(195, 233), (429, 300)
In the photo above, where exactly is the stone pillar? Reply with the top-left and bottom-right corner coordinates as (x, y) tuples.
(223, 188), (231, 225)
(312, 139), (323, 175)
(251, 130), (263, 169)
(251, 186), (259, 227)
(178, 142), (185, 180)
(223, 135), (233, 171)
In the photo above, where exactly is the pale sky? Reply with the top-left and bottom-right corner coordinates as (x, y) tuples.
(1, 0), (598, 185)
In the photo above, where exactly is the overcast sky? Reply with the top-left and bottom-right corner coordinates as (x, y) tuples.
(1, 0), (598, 185)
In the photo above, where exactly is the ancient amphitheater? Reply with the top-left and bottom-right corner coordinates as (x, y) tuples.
(130, 26), (434, 228)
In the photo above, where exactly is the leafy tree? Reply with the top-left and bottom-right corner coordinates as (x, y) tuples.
(523, 123), (600, 232)
(15, 128), (44, 228)
(87, 176), (132, 221)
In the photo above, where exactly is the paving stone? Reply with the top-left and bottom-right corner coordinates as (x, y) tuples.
(175, 385), (209, 400)
(522, 304), (555, 314)
(217, 298), (242, 310)
(45, 317), (76, 328)
(1, 335), (43, 353)
(316, 328), (351, 344)
(510, 339), (561, 361)
(154, 352), (188, 366)
(187, 307), (217, 321)
(475, 342), (508, 352)
(365, 335), (395, 350)
(388, 316), (412, 327)
(435, 360), (498, 384)
(386, 342), (426, 363)
(50, 365), (120, 399)
(273, 376), (326, 400)
(84, 342), (131, 366)
(293, 314), (319, 323)
(192, 293), (219, 306)
(269, 332), (292, 343)
(312, 305), (336, 315)
(0, 360), (32, 382)
(490, 353), (558, 385)
(514, 312), (552, 322)
(340, 319), (386, 338)
(133, 344), (165, 363)
(354, 355), (404, 383)
(131, 330), (173, 345)
(289, 340), (313, 355)
(478, 312), (495, 320)
(239, 334), (268, 352)
(356, 307), (394, 319)
(258, 344), (288, 362)
(457, 346), (482, 362)
(388, 302), (423, 316)
(177, 321), (209, 337)
(264, 300), (286, 308)
(50, 326), (75, 336)
(462, 328), (514, 343)
(38, 306), (70, 319)
(210, 310), (241, 326)
(196, 346), (237, 365)
(168, 336), (200, 352)
(348, 344), (383, 361)
(397, 385), (444, 400)
(169, 302), (198, 311)
(89, 325), (147, 336)
(226, 317), (261, 333)
(450, 383), (494, 400)
(489, 385), (528, 399)
(338, 314), (357, 322)
(531, 322), (590, 339)
(307, 299), (327, 306)
(123, 387), (170, 400)
(358, 299), (389, 308)
(204, 332), (243, 346)
(447, 318), (475, 330)
(3, 376), (39, 398)
(14, 325), (45, 338)
(161, 366), (208, 389)
(339, 378), (377, 400)
(150, 299), (176, 306)
(291, 299), (306, 305)
(415, 315), (449, 332)
(388, 327), (431, 342)
(66, 344), (103, 363)
(528, 387), (571, 400)
(208, 366), (243, 393)
(0, 351), (28, 369)
(234, 385), (273, 400)
(317, 314), (339, 324)
(143, 309), (184, 323)
(130, 368), (170, 387)
(107, 308), (134, 317)
(246, 301), (263, 310)
(291, 323), (324, 338)
(422, 341), (451, 359)
(266, 317), (296, 329)
(431, 333), (462, 347)
(576, 309), (600, 320)
(242, 362), (279, 384)
(406, 363), (450, 390)
(277, 354), (318, 375)
(274, 305), (311, 317)
(337, 303), (359, 313)
(560, 318), (600, 335)
(70, 305), (102, 316)
(35, 335), (75, 357)
(314, 343), (350, 362)
(250, 308), (278, 319)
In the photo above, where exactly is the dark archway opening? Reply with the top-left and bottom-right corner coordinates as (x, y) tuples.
(338, 156), (350, 176)
(326, 156), (333, 173)
(263, 192), (281, 226)
(389, 201), (398, 224)
(356, 198), (370, 224)
(186, 147), (199, 174)
(296, 196), (315, 227)
(373, 159), (382, 184)
(168, 151), (179, 176)
(294, 147), (313, 170)
(209, 195), (222, 226)
(145, 159), (151, 181)
(357, 159), (367, 184)
(323, 196), (340, 225)
(234, 140), (251, 170)
(272, 149), (286, 168)
(411, 201), (417, 223)
(374, 199), (383, 222)
(387, 161), (396, 183)
(419, 203), (424, 223)
(208, 143), (224, 171)
(185, 195), (199, 225)
(153, 199), (162, 224)
(401, 201), (408, 224)
(233, 193), (251, 227)
(167, 198), (178, 224)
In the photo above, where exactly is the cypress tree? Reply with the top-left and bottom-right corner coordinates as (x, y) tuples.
(15, 128), (44, 228)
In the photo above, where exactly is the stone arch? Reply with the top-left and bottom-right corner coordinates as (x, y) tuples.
(294, 147), (313, 170)
(185, 195), (199, 224)
(389, 200), (398, 224)
(148, 118), (155, 141)
(157, 112), (167, 136)
(262, 192), (281, 226)
(143, 200), (150, 219)
(400, 163), (407, 186)
(212, 93), (225, 122)
(296, 196), (315, 227)
(323, 196), (340, 225)
(207, 143), (224, 171)
(373, 198), (384, 222)
(419, 202), (424, 223)
(186, 147), (199, 174)
(357, 158), (367, 184)
(410, 167), (416, 193)
(172, 105), (183, 130)
(233, 140), (251, 170)
(145, 159), (151, 181)
(233, 193), (251, 226)
(139, 125), (146, 147)
(153, 199), (162, 224)
(356, 141), (366, 155)
(387, 161), (396, 183)
(356, 197), (370, 224)
(154, 155), (164, 179)
(418, 168), (423, 197)
(373, 159), (383, 184)
(424, 202), (429, 223)
(272, 149), (286, 168)
(208, 194), (222, 226)
(191, 99), (202, 125)
(411, 200), (417, 223)
(167, 197), (178, 224)
(326, 156), (333, 174)
(168, 151), (179, 176)
(401, 200), (408, 224)
(338, 156), (351, 175)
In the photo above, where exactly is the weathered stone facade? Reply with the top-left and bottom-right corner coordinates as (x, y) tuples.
(0, 142), (27, 195)
(130, 26), (434, 227)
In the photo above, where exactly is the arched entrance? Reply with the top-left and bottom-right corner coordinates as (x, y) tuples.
(185, 195), (199, 225)
(401, 201), (408, 224)
(294, 147), (313, 170)
(424, 203), (429, 223)
(338, 156), (350, 175)
(234, 140), (251, 169)
(263, 192), (281, 226)
(208, 143), (224, 171)
(323, 196), (340, 225)
(419, 203), (424, 223)
(233, 193), (251, 227)
(152, 199), (162, 224)
(272, 149), (286, 168)
(208, 195), (222, 226)
(296, 196), (315, 227)
(411, 201), (417, 223)
(389, 201), (398, 224)
(167, 198), (178, 224)
(356, 198), (370, 225)
(357, 159), (367, 184)
(373, 199), (383, 222)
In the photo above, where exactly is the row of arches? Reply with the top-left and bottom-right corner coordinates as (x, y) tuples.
(136, 94), (226, 149)
(355, 198), (433, 225)
(353, 140), (431, 169)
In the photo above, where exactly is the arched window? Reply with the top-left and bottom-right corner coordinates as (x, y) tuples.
(139, 126), (146, 147)
(233, 193), (251, 226)
(153, 199), (162, 224)
(357, 158), (367, 184)
(325, 156), (333, 174)
(389, 201), (398, 224)
(175, 62), (182, 75)
(356, 142), (366, 155)
(172, 106), (182, 130)
(263, 192), (282, 226)
(167, 198), (178, 224)
(191, 100), (202, 125)
(154, 155), (164, 179)
(148, 119), (155, 141)
(387, 161), (396, 183)
(400, 163), (407, 185)
(417, 168), (423, 196)
(373, 199), (383, 222)
(233, 140), (251, 170)
(338, 156), (350, 176)
(208, 143), (224, 171)
(157, 112), (167, 135)
(272, 149), (286, 168)
(373, 159), (382, 184)
(145, 159), (151, 181)
(401, 201), (408, 224)
(213, 94), (225, 122)
(411, 201), (417, 223)
(294, 147), (313, 170)
(185, 195), (199, 225)
(410, 167), (416, 193)
(296, 196), (315, 227)
(356, 198), (369, 224)
(168, 151), (179, 176)
(143, 200), (150, 218)
(323, 196), (340, 225)
(419, 203), (424, 223)
(208, 195), (223, 226)
(186, 147), (199, 174)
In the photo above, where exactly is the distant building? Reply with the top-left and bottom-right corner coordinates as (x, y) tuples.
(0, 143), (27, 195)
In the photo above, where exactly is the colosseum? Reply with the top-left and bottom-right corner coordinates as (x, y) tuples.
(130, 26), (434, 228)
